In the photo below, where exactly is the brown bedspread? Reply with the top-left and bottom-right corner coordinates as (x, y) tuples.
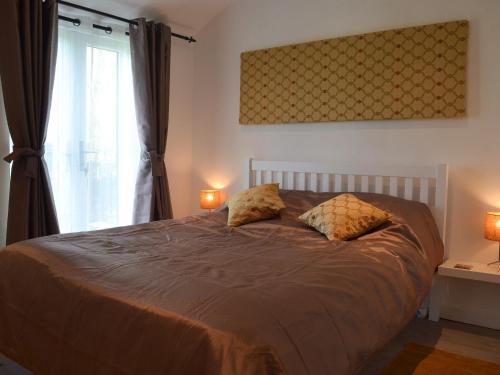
(0, 192), (443, 375)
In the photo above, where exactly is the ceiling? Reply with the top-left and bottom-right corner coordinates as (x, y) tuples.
(61, 0), (238, 33)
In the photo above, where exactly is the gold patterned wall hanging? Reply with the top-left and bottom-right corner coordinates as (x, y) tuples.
(239, 20), (468, 125)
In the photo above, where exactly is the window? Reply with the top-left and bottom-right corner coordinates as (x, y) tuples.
(46, 20), (139, 233)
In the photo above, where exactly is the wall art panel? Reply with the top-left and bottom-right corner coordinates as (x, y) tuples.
(239, 20), (468, 124)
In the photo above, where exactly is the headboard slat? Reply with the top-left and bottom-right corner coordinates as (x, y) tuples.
(375, 176), (384, 194)
(361, 176), (369, 193)
(334, 175), (342, 192)
(347, 175), (356, 192)
(389, 177), (398, 197)
(276, 171), (284, 186)
(297, 172), (306, 190)
(320, 173), (330, 192)
(404, 178), (414, 200)
(420, 178), (429, 204)
(286, 172), (294, 190)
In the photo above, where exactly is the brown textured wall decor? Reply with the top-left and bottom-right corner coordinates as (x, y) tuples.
(239, 20), (468, 125)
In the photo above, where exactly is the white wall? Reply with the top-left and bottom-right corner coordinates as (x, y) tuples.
(192, 0), (500, 263)
(191, 0), (500, 328)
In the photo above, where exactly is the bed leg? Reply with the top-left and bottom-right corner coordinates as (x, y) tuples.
(428, 275), (443, 322)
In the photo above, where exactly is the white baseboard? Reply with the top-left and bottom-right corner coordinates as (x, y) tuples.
(441, 304), (500, 330)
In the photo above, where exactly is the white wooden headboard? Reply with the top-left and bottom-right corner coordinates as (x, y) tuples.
(245, 159), (449, 252)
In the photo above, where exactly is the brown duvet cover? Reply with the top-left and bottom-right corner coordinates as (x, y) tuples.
(0, 191), (443, 375)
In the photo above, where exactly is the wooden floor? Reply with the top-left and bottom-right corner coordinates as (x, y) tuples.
(1, 318), (500, 374)
(362, 318), (500, 374)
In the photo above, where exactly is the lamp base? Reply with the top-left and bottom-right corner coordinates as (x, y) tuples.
(488, 243), (500, 272)
(487, 260), (500, 273)
(488, 242), (500, 267)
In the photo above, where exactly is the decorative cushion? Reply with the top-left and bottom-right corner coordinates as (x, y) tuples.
(227, 184), (286, 227)
(298, 193), (390, 240)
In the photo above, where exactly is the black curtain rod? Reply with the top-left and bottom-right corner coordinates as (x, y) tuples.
(58, 14), (81, 26)
(58, 15), (117, 35)
(56, 0), (196, 43)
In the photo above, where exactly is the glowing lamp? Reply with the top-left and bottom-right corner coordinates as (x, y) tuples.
(199, 189), (221, 211)
(485, 212), (500, 266)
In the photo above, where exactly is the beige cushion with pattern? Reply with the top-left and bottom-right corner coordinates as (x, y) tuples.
(298, 194), (390, 240)
(227, 184), (286, 227)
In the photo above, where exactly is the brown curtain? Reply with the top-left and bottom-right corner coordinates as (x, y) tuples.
(0, 0), (59, 245)
(129, 19), (173, 224)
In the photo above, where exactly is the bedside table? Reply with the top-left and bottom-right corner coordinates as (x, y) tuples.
(429, 259), (500, 322)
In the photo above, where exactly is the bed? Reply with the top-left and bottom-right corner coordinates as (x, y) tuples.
(0, 159), (448, 375)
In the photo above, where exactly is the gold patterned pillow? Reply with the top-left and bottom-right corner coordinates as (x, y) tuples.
(227, 184), (286, 227)
(298, 194), (390, 240)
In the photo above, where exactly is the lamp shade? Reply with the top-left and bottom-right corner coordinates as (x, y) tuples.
(485, 212), (500, 241)
(199, 189), (221, 210)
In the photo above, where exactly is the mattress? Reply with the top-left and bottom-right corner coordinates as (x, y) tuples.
(0, 191), (443, 375)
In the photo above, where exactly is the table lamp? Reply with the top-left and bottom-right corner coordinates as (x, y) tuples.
(199, 189), (221, 212)
(485, 212), (500, 265)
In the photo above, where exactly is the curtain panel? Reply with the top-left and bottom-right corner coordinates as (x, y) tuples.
(129, 19), (173, 224)
(0, 0), (60, 244)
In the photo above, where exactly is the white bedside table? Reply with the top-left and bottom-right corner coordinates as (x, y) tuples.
(429, 259), (500, 322)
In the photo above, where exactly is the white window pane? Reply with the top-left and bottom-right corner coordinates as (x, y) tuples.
(47, 22), (139, 233)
